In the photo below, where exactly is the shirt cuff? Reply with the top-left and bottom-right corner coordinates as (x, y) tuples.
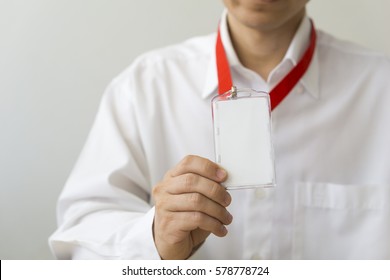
(120, 206), (161, 259)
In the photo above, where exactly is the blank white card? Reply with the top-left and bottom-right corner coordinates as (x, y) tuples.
(213, 97), (275, 189)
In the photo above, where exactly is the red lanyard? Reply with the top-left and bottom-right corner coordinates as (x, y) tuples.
(216, 20), (316, 110)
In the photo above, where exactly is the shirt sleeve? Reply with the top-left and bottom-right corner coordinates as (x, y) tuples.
(49, 71), (161, 259)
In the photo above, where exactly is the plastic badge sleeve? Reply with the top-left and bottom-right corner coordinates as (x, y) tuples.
(212, 88), (276, 189)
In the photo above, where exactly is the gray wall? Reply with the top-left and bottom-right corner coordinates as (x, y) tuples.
(0, 0), (389, 259)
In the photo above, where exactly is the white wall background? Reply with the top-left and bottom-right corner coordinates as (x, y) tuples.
(0, 0), (389, 259)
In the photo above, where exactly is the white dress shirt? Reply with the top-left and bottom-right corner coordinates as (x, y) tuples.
(49, 11), (390, 259)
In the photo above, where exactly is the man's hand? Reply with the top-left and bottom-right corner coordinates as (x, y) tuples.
(152, 155), (232, 260)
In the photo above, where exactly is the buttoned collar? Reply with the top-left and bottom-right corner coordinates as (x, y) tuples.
(202, 10), (320, 100)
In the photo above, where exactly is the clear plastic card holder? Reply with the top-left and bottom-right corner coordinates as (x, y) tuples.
(212, 87), (276, 190)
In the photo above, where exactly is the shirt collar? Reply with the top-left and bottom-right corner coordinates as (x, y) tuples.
(284, 16), (320, 100)
(202, 9), (228, 99)
(202, 10), (320, 100)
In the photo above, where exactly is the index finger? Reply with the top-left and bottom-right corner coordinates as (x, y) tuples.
(170, 155), (227, 183)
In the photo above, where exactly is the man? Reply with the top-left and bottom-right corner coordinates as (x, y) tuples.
(50, 0), (390, 259)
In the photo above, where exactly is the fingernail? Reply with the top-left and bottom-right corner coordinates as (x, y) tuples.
(221, 225), (228, 235)
(225, 193), (231, 206)
(227, 212), (233, 224)
(216, 168), (227, 180)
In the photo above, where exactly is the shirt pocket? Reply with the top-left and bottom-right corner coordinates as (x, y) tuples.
(292, 182), (390, 259)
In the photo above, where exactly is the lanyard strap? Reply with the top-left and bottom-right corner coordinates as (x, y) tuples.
(216, 20), (316, 111)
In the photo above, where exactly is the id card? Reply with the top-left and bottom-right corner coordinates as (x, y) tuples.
(212, 88), (275, 189)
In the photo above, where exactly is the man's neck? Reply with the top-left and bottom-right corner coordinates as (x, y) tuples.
(227, 12), (305, 81)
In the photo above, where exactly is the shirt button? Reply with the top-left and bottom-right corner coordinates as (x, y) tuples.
(251, 253), (263, 260)
(255, 189), (267, 200)
(296, 85), (304, 94)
